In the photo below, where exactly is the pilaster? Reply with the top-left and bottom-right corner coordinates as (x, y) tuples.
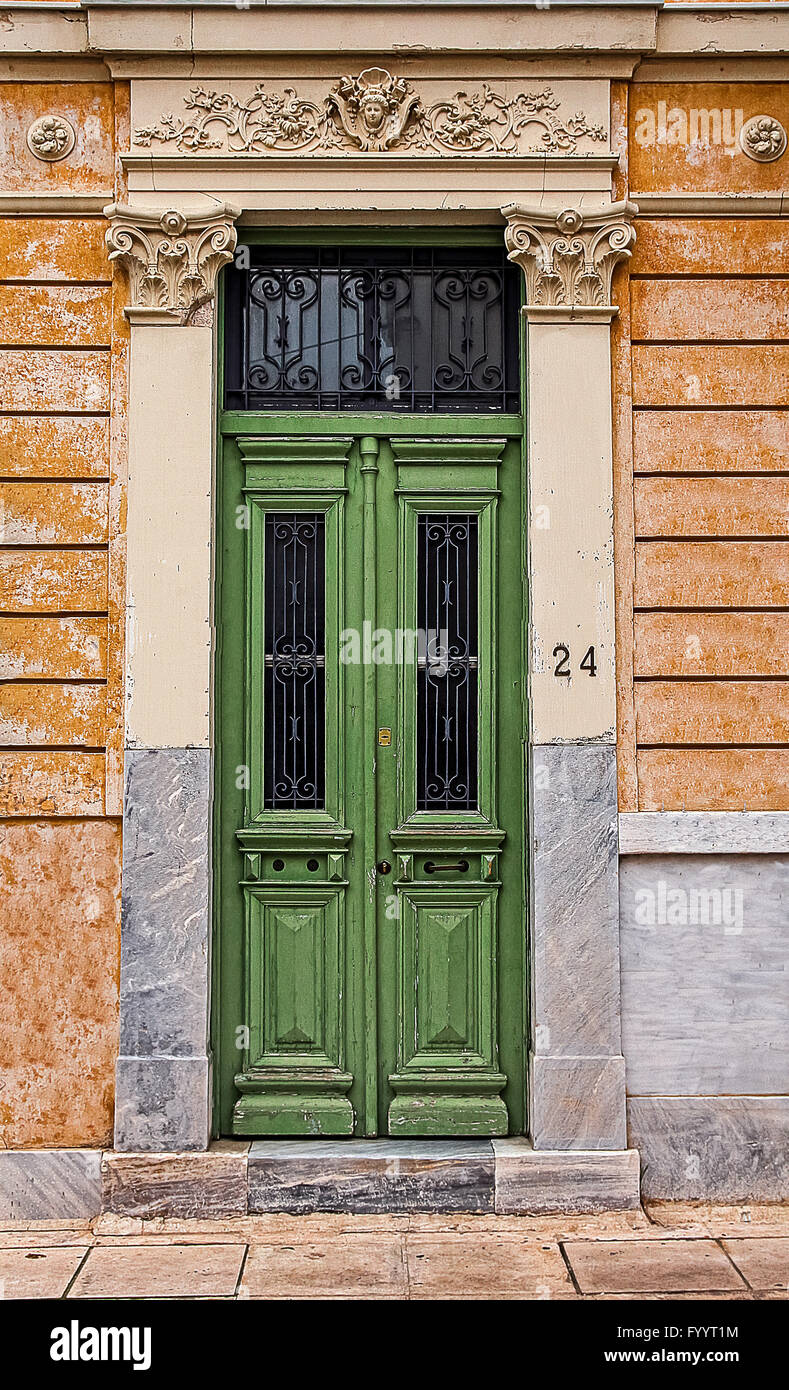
(502, 200), (637, 1150)
(106, 202), (238, 1151)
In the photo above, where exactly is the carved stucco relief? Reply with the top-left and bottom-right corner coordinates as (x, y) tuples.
(132, 72), (607, 157)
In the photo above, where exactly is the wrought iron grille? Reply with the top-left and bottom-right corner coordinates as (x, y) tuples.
(225, 246), (520, 413)
(264, 513), (325, 810)
(417, 514), (478, 811)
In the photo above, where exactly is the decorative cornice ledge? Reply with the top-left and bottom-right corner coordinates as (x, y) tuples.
(619, 811), (789, 856)
(104, 202), (239, 323)
(502, 200), (638, 322)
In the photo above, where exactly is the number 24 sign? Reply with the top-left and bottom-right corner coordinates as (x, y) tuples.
(552, 644), (597, 678)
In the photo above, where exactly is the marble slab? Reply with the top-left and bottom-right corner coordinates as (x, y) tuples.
(620, 854), (789, 1095)
(117, 748), (212, 1151)
(102, 1145), (248, 1218)
(628, 1097), (789, 1202)
(248, 1139), (495, 1214)
(493, 1138), (639, 1214)
(0, 1149), (102, 1220)
(114, 1057), (210, 1153)
(529, 743), (626, 1149)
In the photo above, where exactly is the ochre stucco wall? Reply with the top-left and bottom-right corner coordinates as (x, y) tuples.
(0, 81), (128, 1147)
(614, 81), (789, 811)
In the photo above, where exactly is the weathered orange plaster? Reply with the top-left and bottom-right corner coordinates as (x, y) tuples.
(0, 819), (119, 1148)
(0, 285), (113, 348)
(0, 416), (110, 479)
(0, 83), (114, 195)
(0, 218), (110, 282)
(0, 349), (111, 413)
(629, 83), (789, 193)
(0, 617), (107, 681)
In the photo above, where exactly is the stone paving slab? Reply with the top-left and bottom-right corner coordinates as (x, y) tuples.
(0, 1207), (786, 1299)
(722, 1237), (789, 1291)
(404, 1234), (574, 1299)
(70, 1242), (247, 1300)
(0, 1245), (89, 1298)
(563, 1238), (747, 1295)
(240, 1236), (408, 1299)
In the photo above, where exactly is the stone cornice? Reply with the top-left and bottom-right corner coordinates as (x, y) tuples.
(502, 200), (638, 319)
(104, 202), (238, 321)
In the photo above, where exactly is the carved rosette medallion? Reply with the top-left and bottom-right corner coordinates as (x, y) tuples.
(502, 202), (638, 317)
(739, 115), (787, 164)
(132, 74), (607, 157)
(104, 204), (238, 319)
(26, 114), (76, 162)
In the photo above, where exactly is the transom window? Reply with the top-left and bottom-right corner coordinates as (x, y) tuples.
(224, 244), (521, 413)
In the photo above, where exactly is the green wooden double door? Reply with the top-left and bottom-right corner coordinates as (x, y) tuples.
(215, 418), (527, 1136)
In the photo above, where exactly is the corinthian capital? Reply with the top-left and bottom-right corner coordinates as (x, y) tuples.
(104, 203), (239, 322)
(501, 201), (638, 320)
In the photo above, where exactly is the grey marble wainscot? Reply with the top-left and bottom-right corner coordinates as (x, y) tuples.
(115, 748), (212, 1152)
(0, 1149), (102, 1220)
(530, 743), (626, 1149)
(620, 855), (789, 1096)
(628, 1097), (789, 1202)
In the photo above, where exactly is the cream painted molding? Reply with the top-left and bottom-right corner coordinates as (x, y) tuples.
(104, 202), (239, 319)
(0, 194), (112, 216)
(632, 192), (788, 218)
(132, 76), (606, 158)
(502, 200), (638, 317)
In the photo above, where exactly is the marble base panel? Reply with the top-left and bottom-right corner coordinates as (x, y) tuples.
(116, 748), (212, 1152)
(102, 1144), (248, 1219)
(628, 1097), (789, 1203)
(114, 1057), (211, 1153)
(530, 743), (626, 1149)
(493, 1138), (640, 1214)
(531, 1056), (628, 1151)
(0, 1149), (102, 1221)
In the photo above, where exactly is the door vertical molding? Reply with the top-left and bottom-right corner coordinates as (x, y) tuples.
(503, 201), (637, 1149)
(106, 202), (238, 1150)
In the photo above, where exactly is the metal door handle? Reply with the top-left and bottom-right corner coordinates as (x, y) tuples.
(424, 859), (469, 875)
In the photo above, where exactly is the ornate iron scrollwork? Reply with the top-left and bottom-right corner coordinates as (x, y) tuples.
(417, 514), (479, 811)
(264, 514), (326, 810)
(225, 246), (520, 413)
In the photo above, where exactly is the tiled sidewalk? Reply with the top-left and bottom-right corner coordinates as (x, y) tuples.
(0, 1205), (786, 1300)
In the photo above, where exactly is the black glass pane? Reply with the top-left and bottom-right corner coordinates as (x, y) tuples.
(264, 514), (325, 810)
(225, 246), (520, 413)
(417, 514), (478, 811)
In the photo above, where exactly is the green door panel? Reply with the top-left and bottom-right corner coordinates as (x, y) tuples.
(214, 412), (527, 1138)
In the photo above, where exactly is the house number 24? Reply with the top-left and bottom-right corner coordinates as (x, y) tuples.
(552, 644), (597, 678)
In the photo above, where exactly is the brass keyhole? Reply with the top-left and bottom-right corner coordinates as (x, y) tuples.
(377, 860), (392, 876)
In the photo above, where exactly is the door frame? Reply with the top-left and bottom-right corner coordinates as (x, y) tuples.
(211, 225), (529, 1138)
(110, 194), (632, 1155)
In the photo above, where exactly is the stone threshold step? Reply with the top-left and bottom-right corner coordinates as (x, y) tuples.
(1, 1141), (640, 1220)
